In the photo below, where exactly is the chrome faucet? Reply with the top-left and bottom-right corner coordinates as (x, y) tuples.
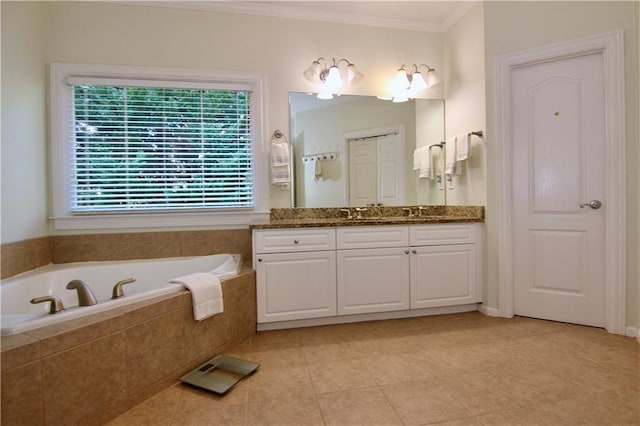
(66, 279), (98, 306)
(340, 208), (353, 219)
(402, 207), (415, 217)
(416, 206), (428, 217)
(31, 295), (65, 314)
(112, 278), (136, 299)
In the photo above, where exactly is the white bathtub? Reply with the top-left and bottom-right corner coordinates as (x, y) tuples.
(0, 253), (242, 336)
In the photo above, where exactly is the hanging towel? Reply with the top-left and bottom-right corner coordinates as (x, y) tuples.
(413, 145), (433, 179)
(314, 158), (323, 182)
(170, 272), (223, 321)
(444, 137), (457, 175)
(456, 134), (471, 162)
(270, 135), (291, 186)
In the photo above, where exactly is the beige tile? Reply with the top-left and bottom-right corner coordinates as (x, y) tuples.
(1, 236), (52, 279)
(317, 386), (402, 426)
(444, 371), (536, 416)
(247, 342), (307, 369)
(247, 393), (323, 426)
(1, 333), (40, 371)
(247, 365), (314, 402)
(172, 383), (249, 426)
(41, 333), (128, 426)
(1, 361), (44, 426)
(475, 405), (572, 426)
(488, 364), (582, 404)
(381, 380), (472, 425)
(307, 357), (378, 394)
(106, 384), (182, 426)
(546, 388), (640, 425)
(301, 336), (361, 365)
(359, 352), (435, 385)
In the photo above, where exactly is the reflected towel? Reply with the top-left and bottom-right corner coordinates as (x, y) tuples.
(444, 137), (457, 175)
(314, 158), (323, 182)
(170, 272), (223, 321)
(413, 146), (433, 179)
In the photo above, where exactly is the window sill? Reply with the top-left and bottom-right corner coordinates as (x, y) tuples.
(51, 211), (270, 230)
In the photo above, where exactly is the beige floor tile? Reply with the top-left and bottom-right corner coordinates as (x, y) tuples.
(307, 357), (378, 394)
(246, 394), (323, 426)
(475, 405), (572, 426)
(359, 352), (436, 385)
(381, 380), (472, 425)
(247, 365), (315, 402)
(106, 384), (182, 426)
(171, 385), (248, 426)
(443, 371), (536, 416)
(317, 386), (402, 426)
(301, 335), (362, 364)
(245, 343), (307, 369)
(546, 389), (640, 425)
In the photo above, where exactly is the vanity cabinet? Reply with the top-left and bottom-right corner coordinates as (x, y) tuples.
(336, 226), (410, 315)
(410, 224), (480, 308)
(254, 228), (337, 323)
(253, 223), (482, 327)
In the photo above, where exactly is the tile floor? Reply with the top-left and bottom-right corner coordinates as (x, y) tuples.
(108, 312), (639, 425)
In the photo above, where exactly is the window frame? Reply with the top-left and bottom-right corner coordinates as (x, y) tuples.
(49, 63), (269, 230)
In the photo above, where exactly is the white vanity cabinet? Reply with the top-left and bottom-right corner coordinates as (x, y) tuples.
(409, 224), (481, 309)
(254, 228), (337, 323)
(336, 226), (410, 315)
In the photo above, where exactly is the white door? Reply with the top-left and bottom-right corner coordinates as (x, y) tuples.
(512, 52), (606, 327)
(349, 139), (377, 206)
(348, 134), (404, 206)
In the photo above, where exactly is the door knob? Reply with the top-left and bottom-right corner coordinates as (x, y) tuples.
(580, 200), (602, 209)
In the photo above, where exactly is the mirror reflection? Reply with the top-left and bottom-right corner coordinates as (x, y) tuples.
(289, 92), (445, 207)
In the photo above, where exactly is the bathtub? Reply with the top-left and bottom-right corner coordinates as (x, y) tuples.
(0, 253), (242, 336)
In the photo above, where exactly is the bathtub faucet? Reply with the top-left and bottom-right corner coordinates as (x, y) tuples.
(30, 295), (66, 314)
(66, 279), (98, 306)
(112, 278), (136, 299)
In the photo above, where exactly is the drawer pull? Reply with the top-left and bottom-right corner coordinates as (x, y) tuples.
(258, 258), (263, 262)
(294, 239), (299, 244)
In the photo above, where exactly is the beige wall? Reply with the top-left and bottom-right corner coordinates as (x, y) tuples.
(443, 2), (486, 207)
(1, 1), (443, 243)
(482, 1), (639, 328)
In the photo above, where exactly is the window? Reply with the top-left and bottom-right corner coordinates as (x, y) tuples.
(50, 63), (268, 229)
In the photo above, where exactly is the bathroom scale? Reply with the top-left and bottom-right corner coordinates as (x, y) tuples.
(180, 355), (259, 395)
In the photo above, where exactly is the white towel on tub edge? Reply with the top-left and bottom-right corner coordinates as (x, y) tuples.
(170, 272), (223, 321)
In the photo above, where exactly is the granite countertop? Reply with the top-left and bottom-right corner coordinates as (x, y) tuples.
(250, 206), (484, 229)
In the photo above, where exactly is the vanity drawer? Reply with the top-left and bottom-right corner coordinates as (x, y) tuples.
(255, 228), (336, 253)
(410, 224), (476, 246)
(337, 226), (409, 250)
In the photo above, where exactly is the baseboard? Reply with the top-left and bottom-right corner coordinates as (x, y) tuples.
(478, 304), (501, 317)
(625, 326), (639, 342)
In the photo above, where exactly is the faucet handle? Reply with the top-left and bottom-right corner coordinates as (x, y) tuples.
(112, 278), (136, 299)
(31, 295), (65, 314)
(340, 208), (353, 220)
(354, 207), (368, 219)
(416, 206), (428, 217)
(402, 207), (415, 217)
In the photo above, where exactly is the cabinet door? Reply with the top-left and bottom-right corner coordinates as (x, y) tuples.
(410, 244), (477, 309)
(337, 247), (410, 315)
(256, 251), (336, 323)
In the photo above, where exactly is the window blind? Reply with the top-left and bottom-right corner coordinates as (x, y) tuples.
(70, 84), (253, 213)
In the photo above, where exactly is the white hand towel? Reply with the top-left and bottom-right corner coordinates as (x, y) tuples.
(456, 134), (470, 161)
(271, 140), (290, 166)
(413, 146), (433, 179)
(444, 137), (457, 175)
(170, 272), (223, 321)
(271, 164), (290, 185)
(314, 158), (323, 182)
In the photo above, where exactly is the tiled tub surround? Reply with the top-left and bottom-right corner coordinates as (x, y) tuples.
(1, 229), (253, 279)
(1, 263), (256, 426)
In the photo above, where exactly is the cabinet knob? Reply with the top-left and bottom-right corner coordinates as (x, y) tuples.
(404, 250), (410, 254)
(412, 249), (417, 254)
(294, 239), (299, 244)
(258, 258), (263, 262)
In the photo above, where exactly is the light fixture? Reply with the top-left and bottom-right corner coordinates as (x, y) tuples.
(303, 57), (364, 99)
(386, 64), (439, 102)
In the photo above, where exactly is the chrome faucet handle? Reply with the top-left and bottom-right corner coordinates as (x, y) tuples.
(416, 206), (428, 217)
(112, 277), (136, 299)
(402, 207), (415, 217)
(31, 295), (65, 314)
(340, 208), (353, 220)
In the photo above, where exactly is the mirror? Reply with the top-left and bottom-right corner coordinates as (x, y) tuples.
(289, 92), (445, 207)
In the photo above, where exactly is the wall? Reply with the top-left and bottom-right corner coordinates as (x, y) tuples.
(482, 1), (639, 328)
(443, 2), (486, 207)
(0, 1), (443, 244)
(1, 2), (49, 243)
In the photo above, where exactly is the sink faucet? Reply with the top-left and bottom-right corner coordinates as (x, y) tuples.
(416, 206), (428, 217)
(354, 207), (368, 219)
(112, 278), (136, 299)
(31, 295), (66, 314)
(66, 279), (98, 306)
(340, 208), (353, 220)
(402, 207), (415, 217)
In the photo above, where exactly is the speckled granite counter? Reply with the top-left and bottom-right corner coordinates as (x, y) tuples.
(250, 206), (484, 229)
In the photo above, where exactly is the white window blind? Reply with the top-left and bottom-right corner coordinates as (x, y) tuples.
(69, 82), (254, 213)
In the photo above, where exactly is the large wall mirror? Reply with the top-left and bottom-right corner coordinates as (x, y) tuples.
(289, 92), (445, 207)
